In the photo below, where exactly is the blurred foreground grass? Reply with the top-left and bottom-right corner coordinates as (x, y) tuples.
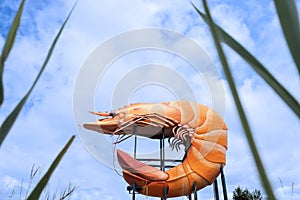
(193, 0), (300, 199)
(1, 0), (299, 199)
(0, 0), (77, 199)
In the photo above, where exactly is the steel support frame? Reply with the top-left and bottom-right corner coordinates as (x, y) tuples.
(128, 127), (228, 200)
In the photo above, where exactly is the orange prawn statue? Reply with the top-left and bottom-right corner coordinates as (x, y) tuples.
(84, 100), (227, 198)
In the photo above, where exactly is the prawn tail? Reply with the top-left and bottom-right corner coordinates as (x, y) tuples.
(117, 149), (169, 197)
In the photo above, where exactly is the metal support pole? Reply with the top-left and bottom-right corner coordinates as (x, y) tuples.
(133, 126), (137, 159)
(162, 187), (167, 200)
(220, 166), (228, 200)
(193, 181), (198, 200)
(132, 182), (136, 200)
(129, 127), (137, 200)
(160, 128), (166, 200)
(188, 182), (198, 200)
(213, 179), (220, 200)
(160, 128), (165, 172)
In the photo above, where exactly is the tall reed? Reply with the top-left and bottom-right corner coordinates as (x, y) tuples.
(193, 1), (300, 199)
(0, 0), (77, 198)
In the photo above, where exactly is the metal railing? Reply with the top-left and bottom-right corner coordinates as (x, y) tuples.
(126, 127), (228, 200)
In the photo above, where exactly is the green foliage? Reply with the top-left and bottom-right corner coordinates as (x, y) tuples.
(273, 0), (300, 75)
(193, 1), (277, 199)
(193, 0), (300, 199)
(0, 0), (77, 147)
(233, 186), (263, 200)
(192, 6), (300, 119)
(27, 136), (75, 200)
(0, 0), (77, 199)
(5, 162), (77, 199)
(0, 0), (26, 106)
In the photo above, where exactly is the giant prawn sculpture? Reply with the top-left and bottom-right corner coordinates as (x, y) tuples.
(84, 100), (227, 198)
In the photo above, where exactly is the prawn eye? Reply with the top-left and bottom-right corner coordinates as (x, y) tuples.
(109, 112), (116, 117)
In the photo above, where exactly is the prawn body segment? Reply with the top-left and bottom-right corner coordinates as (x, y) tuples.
(83, 100), (227, 198)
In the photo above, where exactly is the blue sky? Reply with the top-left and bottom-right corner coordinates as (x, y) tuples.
(0, 0), (299, 199)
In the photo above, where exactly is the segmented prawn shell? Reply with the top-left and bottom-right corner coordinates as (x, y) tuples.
(89, 100), (227, 198)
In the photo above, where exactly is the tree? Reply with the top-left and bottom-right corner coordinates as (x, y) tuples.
(233, 186), (263, 200)
(252, 189), (263, 200)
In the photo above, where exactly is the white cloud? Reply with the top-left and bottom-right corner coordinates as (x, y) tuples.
(0, 0), (299, 199)
(0, 175), (22, 190)
(211, 3), (254, 50)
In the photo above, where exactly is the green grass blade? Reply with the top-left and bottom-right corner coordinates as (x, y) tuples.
(26, 135), (75, 200)
(194, 7), (300, 119)
(28, 1), (77, 90)
(273, 0), (300, 75)
(0, 2), (77, 147)
(0, 0), (26, 106)
(194, 1), (277, 199)
(0, 55), (3, 106)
